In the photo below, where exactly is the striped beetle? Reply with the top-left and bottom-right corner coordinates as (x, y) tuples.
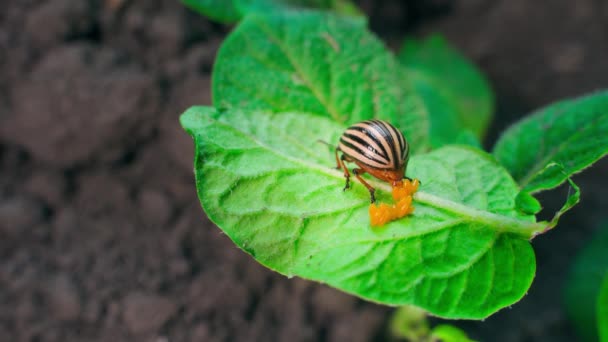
(335, 119), (410, 203)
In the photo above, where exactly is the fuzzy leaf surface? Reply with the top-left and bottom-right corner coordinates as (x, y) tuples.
(213, 11), (429, 153)
(493, 91), (608, 193)
(399, 35), (494, 147)
(181, 106), (544, 319)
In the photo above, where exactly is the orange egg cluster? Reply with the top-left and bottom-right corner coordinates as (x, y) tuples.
(369, 179), (419, 227)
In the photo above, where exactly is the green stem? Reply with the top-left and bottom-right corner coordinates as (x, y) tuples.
(373, 182), (546, 239)
(414, 191), (545, 239)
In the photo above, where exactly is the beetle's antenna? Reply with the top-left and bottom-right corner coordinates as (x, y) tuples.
(316, 139), (335, 149)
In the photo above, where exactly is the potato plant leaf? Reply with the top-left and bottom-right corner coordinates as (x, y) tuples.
(181, 106), (546, 319)
(430, 324), (477, 342)
(514, 191), (542, 216)
(398, 35), (494, 147)
(545, 174), (580, 233)
(181, 0), (361, 23)
(493, 90), (608, 194)
(212, 11), (430, 153)
(599, 275), (608, 342)
(564, 223), (608, 342)
(389, 305), (430, 341)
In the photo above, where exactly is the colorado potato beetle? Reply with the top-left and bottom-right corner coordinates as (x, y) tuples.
(335, 119), (410, 203)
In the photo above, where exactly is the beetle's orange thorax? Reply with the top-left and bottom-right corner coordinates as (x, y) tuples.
(355, 161), (405, 187)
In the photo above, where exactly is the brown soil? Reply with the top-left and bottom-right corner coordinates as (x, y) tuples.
(1, 0), (606, 341)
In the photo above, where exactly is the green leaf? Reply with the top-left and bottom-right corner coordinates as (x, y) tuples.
(181, 106), (545, 319)
(181, 0), (241, 22)
(564, 223), (608, 342)
(493, 90), (608, 193)
(519, 163), (581, 236)
(213, 11), (430, 153)
(544, 174), (580, 232)
(454, 130), (483, 149)
(430, 324), (477, 342)
(182, 0), (362, 23)
(389, 305), (430, 341)
(514, 191), (542, 216)
(599, 275), (608, 342)
(398, 34), (494, 147)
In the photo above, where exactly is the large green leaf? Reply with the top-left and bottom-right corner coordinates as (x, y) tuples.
(181, 106), (546, 319)
(493, 91), (608, 193)
(599, 275), (608, 342)
(564, 224), (608, 342)
(213, 11), (430, 153)
(398, 35), (494, 147)
(181, 0), (361, 23)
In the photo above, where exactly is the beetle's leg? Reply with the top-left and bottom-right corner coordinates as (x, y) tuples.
(353, 168), (376, 203)
(334, 147), (342, 169)
(337, 153), (351, 191)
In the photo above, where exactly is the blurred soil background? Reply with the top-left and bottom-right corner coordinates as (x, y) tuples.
(0, 0), (607, 341)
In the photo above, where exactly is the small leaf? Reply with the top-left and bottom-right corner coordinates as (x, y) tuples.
(518, 162), (581, 236)
(181, 0), (362, 23)
(599, 275), (608, 342)
(389, 305), (430, 341)
(399, 34), (494, 146)
(181, 106), (545, 319)
(493, 90), (608, 193)
(454, 130), (483, 149)
(430, 324), (477, 342)
(515, 191), (542, 216)
(564, 223), (608, 342)
(213, 10), (430, 153)
(544, 175), (580, 232)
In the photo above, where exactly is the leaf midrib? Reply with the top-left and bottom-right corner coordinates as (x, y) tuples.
(252, 18), (343, 121)
(199, 113), (545, 239)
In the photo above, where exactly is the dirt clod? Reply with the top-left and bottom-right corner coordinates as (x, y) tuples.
(45, 274), (81, 322)
(0, 196), (43, 237)
(0, 0), (605, 341)
(1, 44), (160, 167)
(122, 292), (178, 334)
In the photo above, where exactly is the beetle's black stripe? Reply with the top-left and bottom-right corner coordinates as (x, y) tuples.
(341, 137), (388, 164)
(387, 122), (404, 158)
(382, 120), (408, 167)
(370, 120), (401, 169)
(376, 119), (408, 165)
(338, 119), (408, 170)
(357, 121), (394, 165)
(376, 120), (400, 168)
(346, 125), (390, 160)
(357, 122), (395, 167)
(339, 134), (390, 168)
(339, 143), (390, 169)
(339, 125), (391, 169)
(343, 132), (388, 159)
(339, 135), (390, 166)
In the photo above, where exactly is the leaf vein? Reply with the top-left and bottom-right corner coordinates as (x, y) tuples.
(252, 20), (342, 121)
